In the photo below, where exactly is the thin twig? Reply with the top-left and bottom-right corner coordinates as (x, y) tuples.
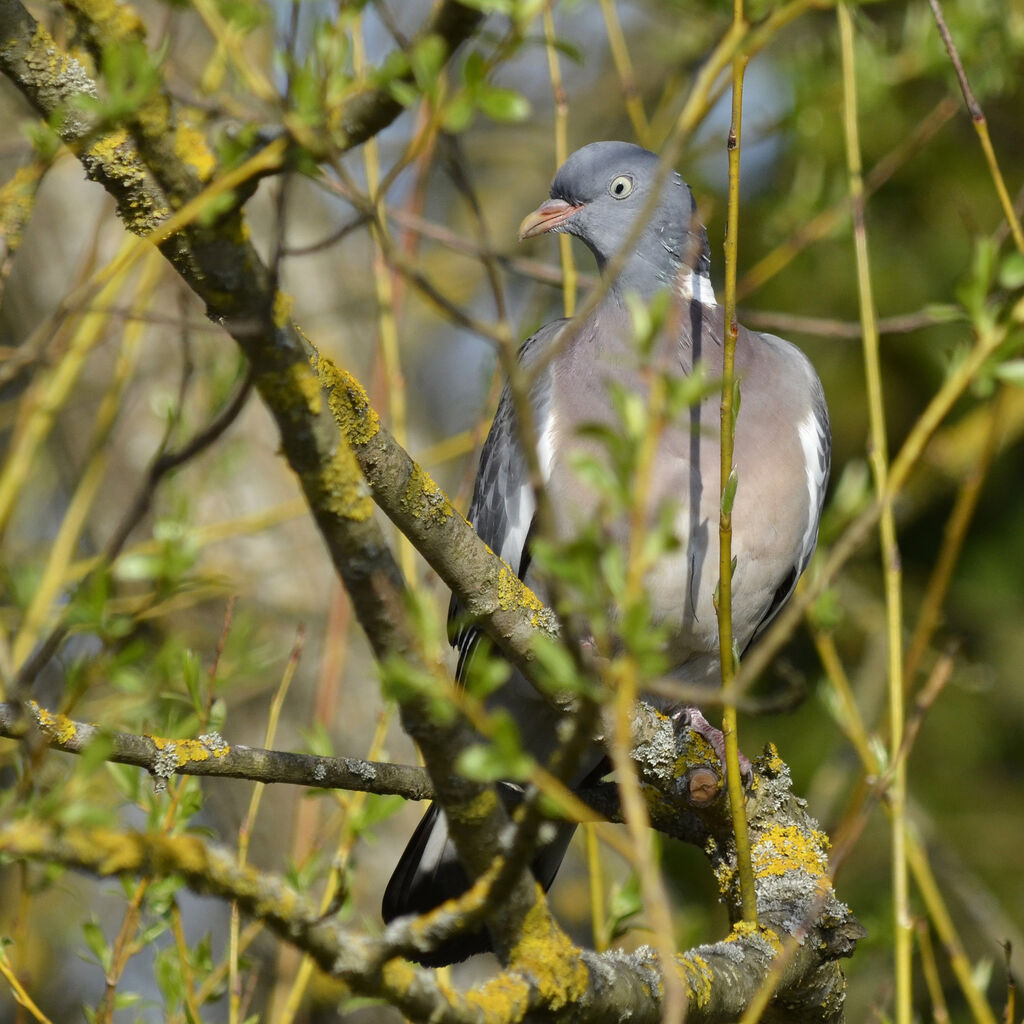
(927, 0), (1024, 253)
(837, 8), (911, 1022)
(903, 387), (1005, 686)
(543, 1), (577, 316)
(10, 367), (256, 697)
(718, 0), (757, 927)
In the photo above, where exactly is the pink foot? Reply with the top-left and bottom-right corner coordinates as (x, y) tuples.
(671, 706), (753, 788)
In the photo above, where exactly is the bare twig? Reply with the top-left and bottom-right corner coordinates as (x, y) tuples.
(837, 10), (911, 1021)
(927, 0), (1024, 253)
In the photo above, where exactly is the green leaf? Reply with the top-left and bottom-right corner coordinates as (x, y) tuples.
(461, 638), (511, 699)
(82, 919), (112, 971)
(993, 359), (1024, 386)
(457, 711), (534, 783)
(410, 34), (446, 87)
(606, 871), (644, 941)
(957, 237), (998, 320)
(476, 85), (530, 122)
(441, 90), (476, 133)
(455, 0), (517, 14)
(462, 52), (487, 88)
(922, 302), (965, 324)
(809, 586), (842, 630)
(457, 741), (533, 783)
(388, 80), (421, 109)
(154, 945), (184, 1005)
(351, 793), (406, 832)
(721, 467), (739, 517)
(625, 291), (652, 348)
(380, 656), (456, 724)
(998, 251), (1024, 290)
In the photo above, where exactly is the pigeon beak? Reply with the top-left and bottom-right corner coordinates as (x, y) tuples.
(518, 198), (582, 240)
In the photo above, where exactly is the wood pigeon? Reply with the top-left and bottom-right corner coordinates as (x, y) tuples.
(382, 141), (830, 963)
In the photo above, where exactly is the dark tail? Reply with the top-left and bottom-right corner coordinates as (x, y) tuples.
(382, 783), (586, 966)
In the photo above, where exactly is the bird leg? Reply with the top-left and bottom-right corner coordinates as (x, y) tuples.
(671, 706), (753, 789)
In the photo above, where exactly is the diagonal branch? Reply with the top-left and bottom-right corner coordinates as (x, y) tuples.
(0, 0), (564, 967)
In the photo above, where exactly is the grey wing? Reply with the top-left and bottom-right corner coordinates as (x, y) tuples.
(747, 352), (831, 649)
(448, 319), (565, 680)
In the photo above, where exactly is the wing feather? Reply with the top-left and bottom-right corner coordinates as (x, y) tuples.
(448, 319), (566, 679)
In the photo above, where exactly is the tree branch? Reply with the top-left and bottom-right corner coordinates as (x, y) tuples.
(0, 0), (566, 970)
(0, 701), (435, 800)
(0, 734), (863, 1023)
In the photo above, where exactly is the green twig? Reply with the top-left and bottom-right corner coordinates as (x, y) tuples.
(718, 0), (756, 927)
(837, 6), (911, 1022)
(903, 387), (1005, 686)
(542, 1), (577, 317)
(597, 0), (650, 145)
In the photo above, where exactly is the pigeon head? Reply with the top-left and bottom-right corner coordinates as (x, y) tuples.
(518, 141), (710, 295)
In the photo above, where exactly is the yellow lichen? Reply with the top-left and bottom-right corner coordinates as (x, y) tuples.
(380, 957), (418, 997)
(672, 728), (719, 777)
(86, 128), (132, 163)
(82, 129), (170, 234)
(173, 117), (216, 182)
(677, 952), (714, 1008)
(713, 859), (736, 898)
(722, 920), (783, 954)
(751, 823), (829, 879)
(509, 899), (588, 1010)
(32, 704), (79, 745)
(466, 973), (531, 1022)
(293, 360), (322, 415)
(447, 787), (497, 826)
(761, 742), (786, 776)
(67, 0), (146, 43)
(148, 734), (229, 766)
(272, 289), (293, 329)
(315, 444), (373, 522)
(256, 359), (322, 419)
(497, 564), (545, 613)
(0, 162), (45, 254)
(400, 463), (454, 525)
(316, 358), (380, 446)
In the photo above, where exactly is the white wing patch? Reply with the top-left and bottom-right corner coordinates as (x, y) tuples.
(797, 406), (828, 565)
(497, 406), (558, 574)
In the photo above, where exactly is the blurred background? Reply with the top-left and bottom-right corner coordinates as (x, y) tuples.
(1, 0), (1023, 1020)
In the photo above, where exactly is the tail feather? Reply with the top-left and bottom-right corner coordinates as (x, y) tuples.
(383, 762), (609, 965)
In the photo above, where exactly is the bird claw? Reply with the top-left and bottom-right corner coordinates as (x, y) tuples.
(671, 706), (754, 789)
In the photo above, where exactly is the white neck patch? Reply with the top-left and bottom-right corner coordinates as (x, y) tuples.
(678, 270), (717, 306)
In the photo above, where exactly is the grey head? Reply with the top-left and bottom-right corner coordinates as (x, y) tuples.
(518, 141), (711, 297)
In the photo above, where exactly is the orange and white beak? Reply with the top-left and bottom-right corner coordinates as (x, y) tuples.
(517, 198), (583, 241)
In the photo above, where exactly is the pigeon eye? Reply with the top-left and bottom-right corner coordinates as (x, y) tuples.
(609, 175), (633, 199)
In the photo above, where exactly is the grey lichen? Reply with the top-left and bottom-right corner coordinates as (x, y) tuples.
(350, 759), (377, 782)
(199, 732), (228, 754)
(151, 742), (178, 790)
(20, 36), (98, 140)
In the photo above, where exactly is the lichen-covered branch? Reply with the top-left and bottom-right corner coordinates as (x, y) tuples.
(0, 0), (555, 689)
(0, 701), (435, 800)
(314, 360), (559, 678)
(0, 729), (863, 1023)
(0, 0), (569, 970)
